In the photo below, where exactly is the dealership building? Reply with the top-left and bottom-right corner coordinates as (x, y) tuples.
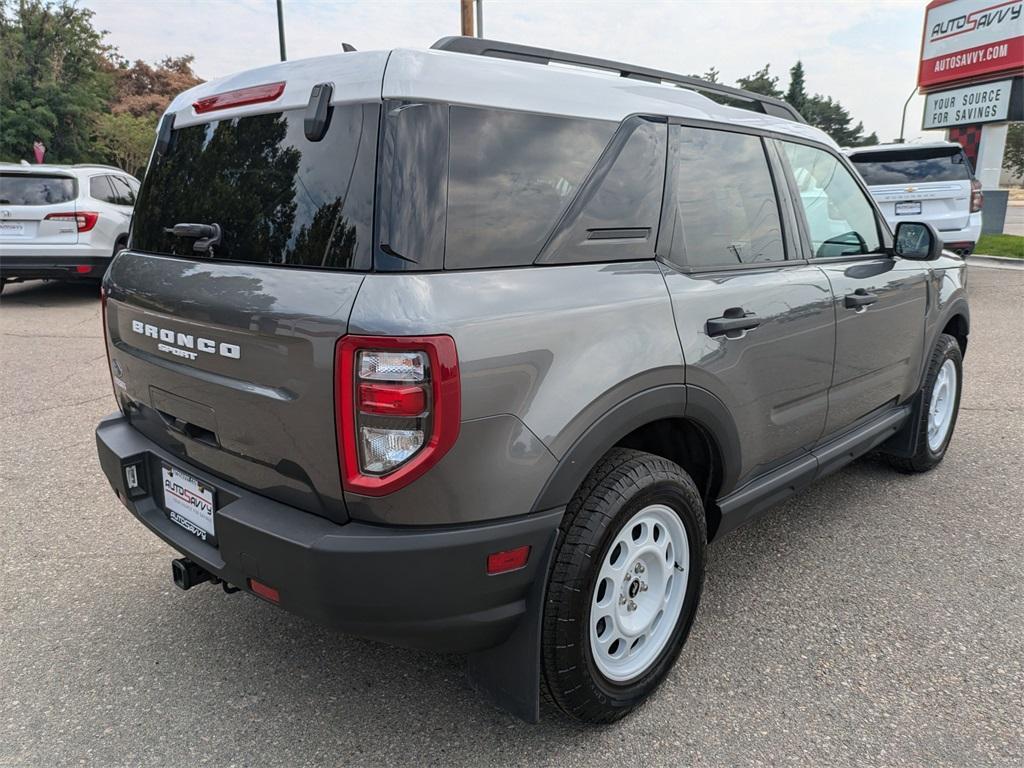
(918, 0), (1024, 233)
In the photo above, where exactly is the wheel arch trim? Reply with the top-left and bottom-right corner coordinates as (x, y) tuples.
(531, 384), (742, 512)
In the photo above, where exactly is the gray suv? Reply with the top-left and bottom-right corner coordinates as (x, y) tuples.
(95, 38), (969, 724)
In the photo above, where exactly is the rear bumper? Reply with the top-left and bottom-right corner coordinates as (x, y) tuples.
(0, 252), (111, 280)
(95, 413), (562, 652)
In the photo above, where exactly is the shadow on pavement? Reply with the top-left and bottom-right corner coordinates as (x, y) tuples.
(1, 279), (101, 307)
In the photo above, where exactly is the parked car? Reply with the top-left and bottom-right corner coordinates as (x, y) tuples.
(846, 141), (982, 256)
(94, 38), (969, 724)
(0, 163), (139, 291)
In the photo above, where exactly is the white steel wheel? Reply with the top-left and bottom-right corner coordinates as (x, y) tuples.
(589, 503), (689, 683)
(927, 358), (957, 452)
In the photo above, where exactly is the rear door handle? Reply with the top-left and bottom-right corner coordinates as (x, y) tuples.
(706, 308), (760, 337)
(844, 289), (879, 310)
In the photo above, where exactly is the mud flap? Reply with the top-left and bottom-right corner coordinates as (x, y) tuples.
(878, 390), (925, 458)
(465, 527), (559, 723)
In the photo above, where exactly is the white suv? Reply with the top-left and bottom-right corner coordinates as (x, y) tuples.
(846, 142), (982, 256)
(0, 163), (139, 291)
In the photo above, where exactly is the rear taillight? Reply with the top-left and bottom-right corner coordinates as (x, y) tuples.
(970, 179), (983, 213)
(45, 211), (98, 232)
(336, 335), (460, 496)
(193, 81), (286, 114)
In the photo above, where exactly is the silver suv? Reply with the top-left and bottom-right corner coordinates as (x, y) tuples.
(0, 163), (139, 290)
(94, 38), (969, 724)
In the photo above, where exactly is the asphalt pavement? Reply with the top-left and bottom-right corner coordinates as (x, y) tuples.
(1, 265), (1021, 767)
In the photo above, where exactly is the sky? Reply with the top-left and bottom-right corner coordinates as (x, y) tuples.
(82, 0), (943, 143)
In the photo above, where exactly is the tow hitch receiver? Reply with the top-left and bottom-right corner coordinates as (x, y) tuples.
(171, 557), (212, 591)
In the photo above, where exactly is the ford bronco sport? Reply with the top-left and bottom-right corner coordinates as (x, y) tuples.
(95, 38), (969, 724)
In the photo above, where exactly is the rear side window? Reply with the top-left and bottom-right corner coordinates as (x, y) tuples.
(377, 101), (449, 271)
(445, 107), (615, 270)
(131, 103), (378, 270)
(109, 176), (136, 205)
(849, 147), (973, 185)
(0, 174), (76, 205)
(90, 176), (117, 203)
(663, 126), (784, 269)
(539, 118), (667, 264)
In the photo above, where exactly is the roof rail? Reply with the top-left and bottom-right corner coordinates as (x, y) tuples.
(72, 163), (127, 172)
(431, 36), (805, 124)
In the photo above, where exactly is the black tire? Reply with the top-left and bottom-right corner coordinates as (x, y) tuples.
(113, 237), (128, 258)
(541, 448), (706, 723)
(887, 333), (963, 473)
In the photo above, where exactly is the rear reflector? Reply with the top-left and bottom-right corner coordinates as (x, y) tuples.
(45, 211), (98, 232)
(248, 578), (280, 603)
(487, 546), (531, 575)
(193, 81), (286, 114)
(75, 265), (92, 274)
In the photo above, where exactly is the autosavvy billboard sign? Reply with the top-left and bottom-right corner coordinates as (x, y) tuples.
(918, 0), (1024, 89)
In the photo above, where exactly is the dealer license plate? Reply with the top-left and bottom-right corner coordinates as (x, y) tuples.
(162, 464), (217, 544)
(0, 222), (26, 236)
(895, 201), (922, 216)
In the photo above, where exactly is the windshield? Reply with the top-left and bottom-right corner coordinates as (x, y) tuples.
(131, 104), (378, 270)
(849, 147), (972, 185)
(0, 174), (77, 205)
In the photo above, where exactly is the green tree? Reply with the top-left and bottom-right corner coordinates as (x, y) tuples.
(1004, 123), (1024, 180)
(802, 95), (878, 146)
(95, 55), (203, 176)
(738, 59), (877, 147)
(785, 61), (807, 113)
(92, 112), (153, 177)
(0, 0), (113, 163)
(736, 64), (784, 99)
(687, 67), (721, 84)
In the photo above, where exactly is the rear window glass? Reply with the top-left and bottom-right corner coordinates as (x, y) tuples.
(849, 147), (972, 185)
(445, 107), (615, 269)
(0, 174), (76, 205)
(131, 104), (378, 270)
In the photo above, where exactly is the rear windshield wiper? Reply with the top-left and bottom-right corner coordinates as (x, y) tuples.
(164, 222), (222, 254)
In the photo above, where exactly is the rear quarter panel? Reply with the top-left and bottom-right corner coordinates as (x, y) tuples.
(345, 263), (684, 524)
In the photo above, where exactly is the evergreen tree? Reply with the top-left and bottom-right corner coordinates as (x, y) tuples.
(785, 61), (807, 113)
(736, 64), (783, 99)
(736, 60), (878, 147)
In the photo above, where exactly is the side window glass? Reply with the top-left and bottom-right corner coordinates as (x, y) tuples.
(540, 118), (667, 264)
(377, 101), (449, 270)
(781, 142), (881, 258)
(446, 106), (615, 269)
(90, 176), (116, 203)
(665, 126), (784, 269)
(111, 176), (135, 205)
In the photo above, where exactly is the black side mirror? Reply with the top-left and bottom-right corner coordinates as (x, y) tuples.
(893, 221), (944, 260)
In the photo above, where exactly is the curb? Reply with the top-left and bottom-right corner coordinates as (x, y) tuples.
(967, 254), (1023, 268)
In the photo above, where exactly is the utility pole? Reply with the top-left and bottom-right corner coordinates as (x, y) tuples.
(460, 0), (474, 37)
(277, 0), (287, 61)
(475, 0), (484, 37)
